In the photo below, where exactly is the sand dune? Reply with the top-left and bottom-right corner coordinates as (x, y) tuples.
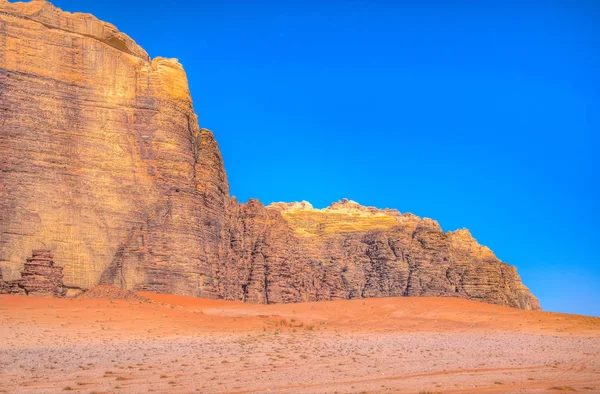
(1, 293), (598, 393)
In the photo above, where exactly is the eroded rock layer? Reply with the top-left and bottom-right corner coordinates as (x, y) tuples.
(0, 249), (65, 296)
(0, 1), (539, 309)
(224, 199), (540, 310)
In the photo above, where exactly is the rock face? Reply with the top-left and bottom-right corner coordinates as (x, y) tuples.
(0, 0), (228, 297)
(0, 1), (540, 309)
(220, 199), (540, 310)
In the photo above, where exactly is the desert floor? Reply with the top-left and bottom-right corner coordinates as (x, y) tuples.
(0, 293), (599, 394)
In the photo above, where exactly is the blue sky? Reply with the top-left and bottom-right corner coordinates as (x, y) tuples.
(46, 0), (599, 316)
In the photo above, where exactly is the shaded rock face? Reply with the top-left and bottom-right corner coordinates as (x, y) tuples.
(0, 1), (540, 310)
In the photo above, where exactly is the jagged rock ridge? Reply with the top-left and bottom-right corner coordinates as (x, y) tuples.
(220, 198), (539, 309)
(0, 1), (539, 309)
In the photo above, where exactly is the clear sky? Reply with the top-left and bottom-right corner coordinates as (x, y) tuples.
(46, 0), (599, 316)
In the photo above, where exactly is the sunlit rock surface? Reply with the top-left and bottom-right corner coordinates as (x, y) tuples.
(0, 0), (229, 297)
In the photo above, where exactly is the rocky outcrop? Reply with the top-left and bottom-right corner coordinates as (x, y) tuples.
(20, 249), (66, 296)
(0, 249), (65, 296)
(0, 1), (540, 309)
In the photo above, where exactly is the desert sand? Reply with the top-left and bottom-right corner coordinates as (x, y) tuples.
(1, 293), (598, 393)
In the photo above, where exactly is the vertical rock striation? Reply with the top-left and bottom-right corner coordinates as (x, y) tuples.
(226, 199), (540, 310)
(0, 1), (539, 309)
(19, 249), (66, 297)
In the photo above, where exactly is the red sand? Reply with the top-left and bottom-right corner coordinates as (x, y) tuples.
(78, 286), (151, 302)
(0, 293), (599, 393)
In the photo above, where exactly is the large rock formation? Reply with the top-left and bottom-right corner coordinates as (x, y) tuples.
(0, 1), (540, 309)
(0, 0), (228, 298)
(217, 198), (539, 310)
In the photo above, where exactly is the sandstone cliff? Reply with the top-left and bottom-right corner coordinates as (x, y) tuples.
(218, 199), (539, 310)
(0, 0), (229, 297)
(0, 1), (540, 309)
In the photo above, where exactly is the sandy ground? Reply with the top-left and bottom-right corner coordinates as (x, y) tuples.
(0, 293), (599, 394)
